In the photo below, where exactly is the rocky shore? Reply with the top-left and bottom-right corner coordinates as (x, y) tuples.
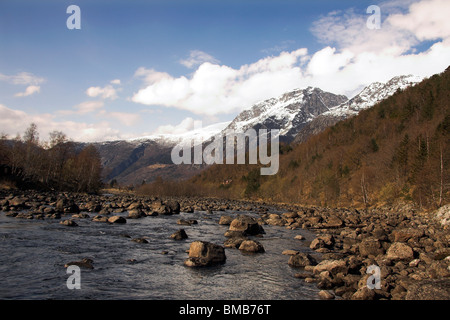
(0, 189), (449, 300)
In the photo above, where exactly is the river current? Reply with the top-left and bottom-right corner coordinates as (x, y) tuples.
(0, 209), (321, 300)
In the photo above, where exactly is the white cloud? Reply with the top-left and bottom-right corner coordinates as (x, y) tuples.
(0, 103), (127, 142)
(387, 0), (450, 41)
(0, 72), (45, 86)
(59, 101), (105, 115)
(153, 117), (202, 135)
(129, 0), (450, 117)
(86, 84), (118, 100)
(132, 48), (309, 116)
(110, 79), (121, 85)
(14, 85), (41, 97)
(134, 67), (173, 84)
(97, 110), (141, 127)
(304, 0), (450, 97)
(179, 50), (220, 69)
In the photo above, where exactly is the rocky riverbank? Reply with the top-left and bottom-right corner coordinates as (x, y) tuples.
(0, 189), (449, 300)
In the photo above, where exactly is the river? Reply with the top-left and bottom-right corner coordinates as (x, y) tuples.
(0, 209), (321, 300)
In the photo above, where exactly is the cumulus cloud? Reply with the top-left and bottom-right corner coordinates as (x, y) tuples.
(14, 85), (41, 97)
(387, 0), (450, 41)
(131, 0), (450, 114)
(86, 84), (119, 100)
(133, 0), (450, 116)
(132, 48), (309, 116)
(179, 50), (220, 69)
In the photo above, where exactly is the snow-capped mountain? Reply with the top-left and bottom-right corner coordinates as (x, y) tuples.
(322, 75), (424, 118)
(222, 87), (348, 141)
(128, 121), (231, 147)
(293, 74), (424, 144)
(92, 74), (424, 185)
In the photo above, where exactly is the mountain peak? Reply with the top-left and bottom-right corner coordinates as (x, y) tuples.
(223, 86), (347, 139)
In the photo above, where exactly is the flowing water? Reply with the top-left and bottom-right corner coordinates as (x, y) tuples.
(0, 209), (321, 300)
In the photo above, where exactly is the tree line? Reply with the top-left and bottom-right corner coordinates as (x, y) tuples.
(0, 123), (102, 193)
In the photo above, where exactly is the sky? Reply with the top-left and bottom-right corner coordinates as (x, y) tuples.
(0, 0), (449, 142)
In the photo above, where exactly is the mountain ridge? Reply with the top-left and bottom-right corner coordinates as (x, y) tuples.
(93, 74), (425, 186)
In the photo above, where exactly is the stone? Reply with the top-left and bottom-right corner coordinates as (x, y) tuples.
(434, 204), (450, 227)
(351, 287), (376, 300)
(318, 290), (335, 300)
(405, 279), (450, 300)
(60, 219), (78, 227)
(229, 215), (265, 236)
(177, 219), (197, 226)
(282, 212), (299, 219)
(294, 235), (305, 240)
(392, 228), (425, 243)
(64, 258), (93, 269)
(128, 209), (145, 219)
(224, 236), (247, 248)
(323, 216), (344, 228)
(310, 234), (335, 250)
(218, 215), (234, 225)
(92, 215), (109, 222)
(108, 215), (127, 224)
(132, 238), (148, 244)
(151, 201), (171, 215)
(184, 241), (226, 267)
(313, 259), (348, 275)
(288, 252), (317, 267)
(386, 242), (414, 261)
(359, 238), (385, 257)
(86, 201), (102, 212)
(166, 200), (180, 214)
(238, 240), (265, 253)
(170, 229), (188, 240)
(282, 250), (299, 255)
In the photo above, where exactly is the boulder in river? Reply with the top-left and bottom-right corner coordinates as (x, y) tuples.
(184, 241), (226, 267)
(238, 240), (265, 253)
(108, 215), (127, 224)
(229, 215), (265, 236)
(60, 219), (78, 227)
(170, 229), (188, 240)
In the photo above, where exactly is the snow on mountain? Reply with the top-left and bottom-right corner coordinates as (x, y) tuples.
(222, 87), (348, 140)
(293, 74), (424, 144)
(323, 75), (424, 118)
(128, 121), (231, 147)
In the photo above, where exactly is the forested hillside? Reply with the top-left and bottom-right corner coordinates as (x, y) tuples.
(140, 67), (449, 209)
(0, 124), (103, 193)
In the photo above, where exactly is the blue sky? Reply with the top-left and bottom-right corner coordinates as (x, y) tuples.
(1, 0), (449, 142)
